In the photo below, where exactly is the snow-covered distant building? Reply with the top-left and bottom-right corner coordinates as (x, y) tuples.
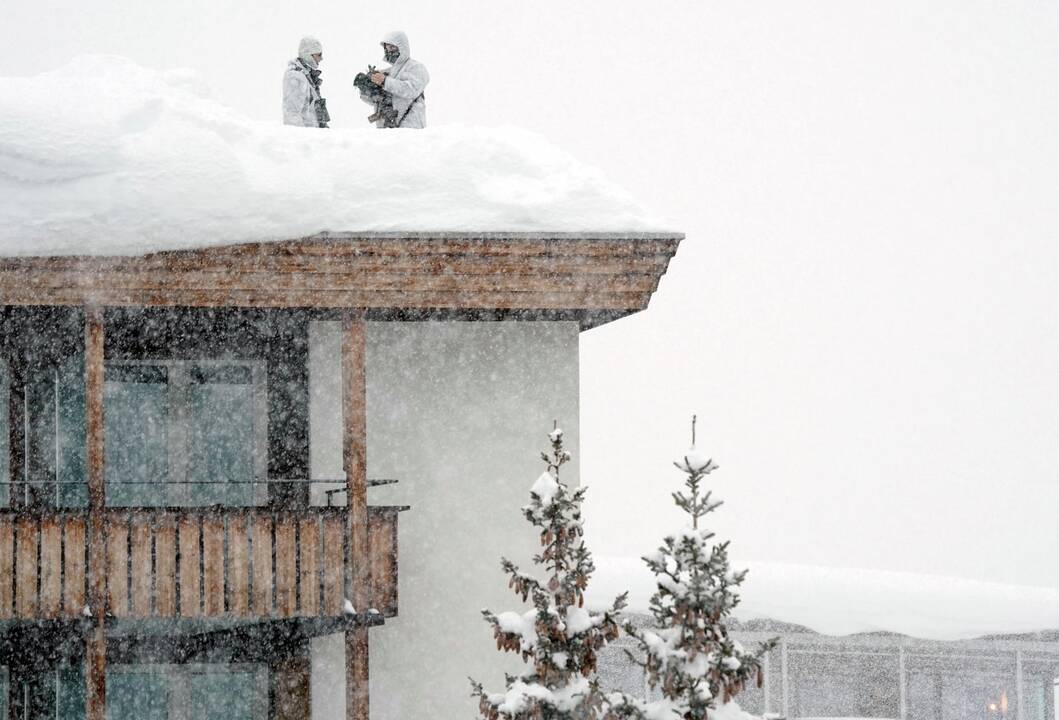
(602, 617), (1059, 720)
(0, 59), (680, 719)
(591, 560), (1059, 720)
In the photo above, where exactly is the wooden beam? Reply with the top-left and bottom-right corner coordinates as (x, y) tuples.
(0, 287), (652, 311)
(202, 517), (225, 616)
(368, 511), (398, 616)
(228, 514), (250, 617)
(86, 625), (107, 720)
(252, 515), (273, 616)
(0, 252), (673, 276)
(0, 235), (680, 325)
(342, 310), (370, 720)
(106, 516), (129, 617)
(322, 516), (344, 616)
(275, 520), (297, 617)
(129, 515), (152, 616)
(63, 517), (86, 615)
(0, 234), (681, 266)
(178, 515), (202, 617)
(0, 517), (13, 617)
(298, 517), (320, 616)
(14, 518), (38, 617)
(346, 628), (370, 720)
(0, 268), (660, 294)
(38, 518), (62, 617)
(154, 517), (177, 616)
(271, 649), (312, 720)
(85, 306), (107, 720)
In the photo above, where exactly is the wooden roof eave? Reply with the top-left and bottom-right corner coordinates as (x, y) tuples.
(0, 232), (682, 330)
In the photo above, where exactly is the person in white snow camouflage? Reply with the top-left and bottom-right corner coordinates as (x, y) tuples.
(361, 31), (429, 128)
(283, 36), (330, 128)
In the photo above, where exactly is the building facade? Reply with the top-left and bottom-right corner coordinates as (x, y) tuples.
(0, 231), (680, 719)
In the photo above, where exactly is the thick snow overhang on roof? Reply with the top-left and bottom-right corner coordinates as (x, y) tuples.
(1, 57), (677, 253)
(0, 231), (681, 330)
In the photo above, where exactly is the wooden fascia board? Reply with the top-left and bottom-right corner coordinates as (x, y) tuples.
(0, 233), (682, 326)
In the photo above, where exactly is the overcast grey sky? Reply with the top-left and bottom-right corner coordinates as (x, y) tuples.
(3, 1), (1057, 587)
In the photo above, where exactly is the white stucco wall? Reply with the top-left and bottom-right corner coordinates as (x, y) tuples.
(308, 320), (581, 720)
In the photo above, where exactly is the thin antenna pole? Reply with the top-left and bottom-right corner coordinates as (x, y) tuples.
(691, 414), (699, 530)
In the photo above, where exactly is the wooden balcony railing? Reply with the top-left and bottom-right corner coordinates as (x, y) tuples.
(0, 506), (400, 622)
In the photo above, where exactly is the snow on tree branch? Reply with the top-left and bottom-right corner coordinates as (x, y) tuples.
(604, 417), (776, 720)
(471, 427), (628, 720)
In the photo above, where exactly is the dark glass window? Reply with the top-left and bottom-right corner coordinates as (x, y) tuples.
(107, 668), (168, 720)
(17, 355), (86, 508)
(186, 363), (257, 506)
(0, 361), (8, 508)
(105, 665), (265, 720)
(104, 364), (170, 507)
(104, 360), (266, 507)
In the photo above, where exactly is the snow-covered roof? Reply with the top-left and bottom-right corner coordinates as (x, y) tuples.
(588, 556), (1059, 641)
(0, 56), (668, 257)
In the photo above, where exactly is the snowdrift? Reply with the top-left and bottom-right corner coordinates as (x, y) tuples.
(589, 556), (1059, 641)
(0, 55), (663, 257)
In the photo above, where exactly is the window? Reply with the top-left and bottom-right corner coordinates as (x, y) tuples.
(11, 354), (85, 508)
(56, 664), (84, 720)
(104, 360), (267, 507)
(0, 664), (83, 720)
(3, 356), (267, 508)
(107, 667), (168, 720)
(186, 666), (264, 720)
(106, 664), (266, 720)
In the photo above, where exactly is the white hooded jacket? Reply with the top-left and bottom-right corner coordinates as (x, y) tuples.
(283, 38), (325, 127)
(372, 31), (429, 128)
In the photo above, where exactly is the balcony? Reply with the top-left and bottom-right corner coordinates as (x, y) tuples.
(0, 504), (400, 622)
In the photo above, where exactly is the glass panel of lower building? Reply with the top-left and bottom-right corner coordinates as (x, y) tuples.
(187, 667), (260, 720)
(107, 667), (168, 720)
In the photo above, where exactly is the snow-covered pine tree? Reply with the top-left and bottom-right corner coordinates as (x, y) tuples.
(606, 417), (775, 720)
(471, 426), (628, 719)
